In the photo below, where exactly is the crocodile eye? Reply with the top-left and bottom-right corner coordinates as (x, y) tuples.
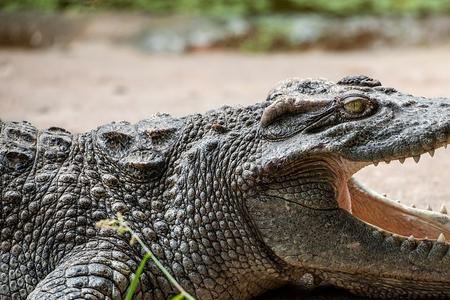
(343, 97), (366, 114)
(340, 94), (378, 120)
(340, 95), (377, 119)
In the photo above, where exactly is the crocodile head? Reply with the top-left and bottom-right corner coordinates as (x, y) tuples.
(247, 75), (450, 298)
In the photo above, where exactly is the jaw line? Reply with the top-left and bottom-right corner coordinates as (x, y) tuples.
(345, 177), (450, 241)
(283, 152), (450, 242)
(336, 147), (450, 241)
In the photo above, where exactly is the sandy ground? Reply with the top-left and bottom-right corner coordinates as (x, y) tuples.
(1, 42), (450, 210)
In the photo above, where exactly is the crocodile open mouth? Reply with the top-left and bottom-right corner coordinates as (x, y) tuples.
(343, 144), (450, 243)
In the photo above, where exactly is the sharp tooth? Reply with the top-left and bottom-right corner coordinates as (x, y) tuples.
(437, 233), (446, 243)
(373, 161), (379, 166)
(385, 160), (391, 164)
(411, 204), (416, 208)
(427, 204), (433, 211)
(399, 157), (405, 164)
(413, 155), (421, 163)
(428, 149), (435, 157)
(440, 205), (448, 214)
(408, 235), (415, 242)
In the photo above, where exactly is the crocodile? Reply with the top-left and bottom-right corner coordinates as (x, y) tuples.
(1, 75), (450, 300)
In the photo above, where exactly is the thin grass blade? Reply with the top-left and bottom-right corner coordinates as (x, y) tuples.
(125, 252), (152, 300)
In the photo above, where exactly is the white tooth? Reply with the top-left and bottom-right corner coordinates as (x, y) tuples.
(385, 160), (391, 164)
(399, 157), (405, 164)
(427, 204), (433, 211)
(437, 233), (446, 243)
(440, 205), (448, 215)
(373, 161), (379, 166)
(411, 204), (416, 208)
(428, 149), (435, 157)
(413, 155), (421, 163)
(408, 235), (415, 241)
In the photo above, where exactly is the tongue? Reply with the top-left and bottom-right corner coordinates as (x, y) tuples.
(346, 178), (450, 240)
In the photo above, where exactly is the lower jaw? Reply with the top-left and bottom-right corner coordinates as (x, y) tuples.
(281, 192), (450, 297)
(271, 155), (450, 297)
(325, 178), (450, 298)
(318, 269), (450, 299)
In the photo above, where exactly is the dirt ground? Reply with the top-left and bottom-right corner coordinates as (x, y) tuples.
(1, 41), (450, 210)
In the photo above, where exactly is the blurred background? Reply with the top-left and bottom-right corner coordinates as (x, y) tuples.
(1, 0), (450, 211)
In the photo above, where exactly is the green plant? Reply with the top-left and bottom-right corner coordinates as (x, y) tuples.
(2, 0), (450, 16)
(0, 0), (59, 11)
(96, 213), (196, 300)
(240, 17), (296, 52)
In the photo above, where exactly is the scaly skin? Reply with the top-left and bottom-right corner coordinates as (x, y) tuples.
(1, 75), (450, 299)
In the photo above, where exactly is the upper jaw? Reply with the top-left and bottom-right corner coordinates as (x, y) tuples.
(333, 96), (450, 239)
(369, 131), (450, 166)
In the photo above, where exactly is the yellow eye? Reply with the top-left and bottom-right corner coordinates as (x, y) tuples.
(343, 98), (366, 114)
